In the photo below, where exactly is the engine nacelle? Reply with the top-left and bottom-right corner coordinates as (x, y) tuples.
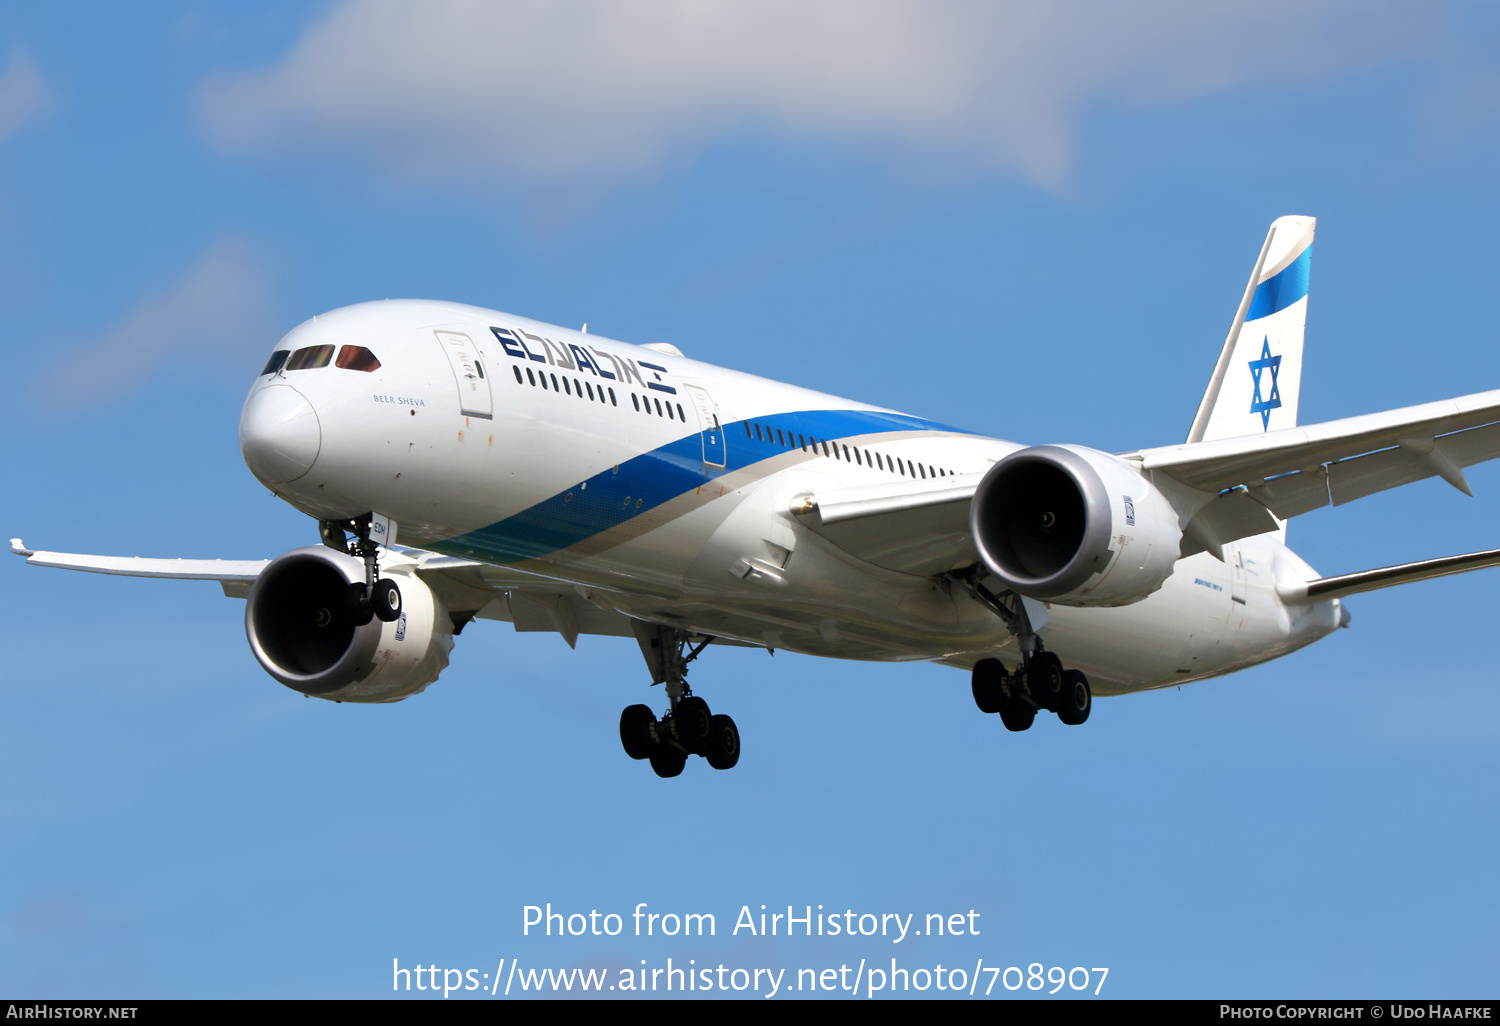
(970, 444), (1182, 607)
(245, 545), (454, 703)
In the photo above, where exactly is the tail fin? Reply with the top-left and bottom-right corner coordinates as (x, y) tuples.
(1187, 215), (1315, 444)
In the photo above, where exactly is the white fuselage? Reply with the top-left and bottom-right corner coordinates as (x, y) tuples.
(239, 300), (1342, 696)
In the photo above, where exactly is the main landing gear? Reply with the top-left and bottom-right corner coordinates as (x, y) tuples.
(320, 515), (402, 626)
(619, 625), (740, 777)
(970, 654), (1090, 730)
(955, 573), (1091, 731)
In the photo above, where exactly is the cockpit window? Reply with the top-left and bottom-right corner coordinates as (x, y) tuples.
(335, 345), (381, 372)
(285, 345), (334, 370)
(260, 350), (290, 376)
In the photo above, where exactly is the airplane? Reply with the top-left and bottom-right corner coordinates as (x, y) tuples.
(15, 215), (1500, 778)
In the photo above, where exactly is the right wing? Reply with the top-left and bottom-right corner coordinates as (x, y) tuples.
(11, 538), (269, 597)
(10, 537), (642, 646)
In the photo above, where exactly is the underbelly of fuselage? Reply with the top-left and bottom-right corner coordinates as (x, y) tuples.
(426, 491), (1326, 699)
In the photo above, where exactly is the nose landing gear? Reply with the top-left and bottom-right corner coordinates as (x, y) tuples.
(620, 624), (741, 776)
(320, 515), (402, 625)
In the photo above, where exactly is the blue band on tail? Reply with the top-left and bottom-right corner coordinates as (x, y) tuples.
(1246, 244), (1312, 321)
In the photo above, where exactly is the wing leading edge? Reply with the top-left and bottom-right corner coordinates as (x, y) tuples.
(789, 386), (1500, 577)
(1131, 387), (1500, 518)
(789, 474), (981, 576)
(11, 538), (269, 597)
(8, 538), (642, 644)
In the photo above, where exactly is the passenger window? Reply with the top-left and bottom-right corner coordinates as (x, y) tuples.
(775, 428), (785, 447)
(574, 378), (583, 397)
(608, 388), (617, 406)
(875, 453), (884, 471)
(678, 403), (686, 421)
(744, 422), (753, 438)
(797, 433), (806, 450)
(586, 382), (595, 400)
(527, 368), (537, 386)
(855, 448), (863, 466)
(919, 464), (927, 479)
(654, 398), (664, 416)
(551, 373), (560, 390)
(260, 350), (289, 376)
(563, 377), (572, 395)
(821, 440), (831, 457)
(633, 393), (641, 411)
(666, 402), (674, 420)
(285, 345), (333, 370)
(475, 360), (485, 379)
(754, 423), (763, 442)
(512, 365), (523, 384)
(335, 345), (381, 372)
(843, 445), (851, 461)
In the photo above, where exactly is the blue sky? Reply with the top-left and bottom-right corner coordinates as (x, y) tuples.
(3, 1), (1500, 999)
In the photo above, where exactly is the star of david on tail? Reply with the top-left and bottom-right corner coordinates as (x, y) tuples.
(1248, 337), (1282, 430)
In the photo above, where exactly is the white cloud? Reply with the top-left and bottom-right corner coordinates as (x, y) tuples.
(35, 239), (276, 407)
(196, 0), (1424, 186)
(0, 50), (55, 141)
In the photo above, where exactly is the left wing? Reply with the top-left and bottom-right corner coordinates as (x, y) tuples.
(789, 475), (981, 576)
(790, 386), (1500, 575)
(1132, 387), (1500, 517)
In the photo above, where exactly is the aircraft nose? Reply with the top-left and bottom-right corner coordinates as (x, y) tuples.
(240, 384), (321, 484)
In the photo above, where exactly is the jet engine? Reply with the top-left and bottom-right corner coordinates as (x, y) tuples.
(969, 444), (1183, 607)
(245, 545), (454, 703)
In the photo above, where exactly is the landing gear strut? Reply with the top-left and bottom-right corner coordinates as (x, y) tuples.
(320, 515), (402, 626)
(956, 572), (1091, 730)
(619, 624), (740, 776)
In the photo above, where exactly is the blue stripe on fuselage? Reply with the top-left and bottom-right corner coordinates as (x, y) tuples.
(1245, 244), (1312, 321)
(433, 407), (964, 565)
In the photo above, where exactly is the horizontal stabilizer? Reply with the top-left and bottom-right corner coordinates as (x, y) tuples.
(1279, 546), (1500, 603)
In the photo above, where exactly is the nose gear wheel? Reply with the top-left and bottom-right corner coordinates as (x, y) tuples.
(321, 514), (402, 627)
